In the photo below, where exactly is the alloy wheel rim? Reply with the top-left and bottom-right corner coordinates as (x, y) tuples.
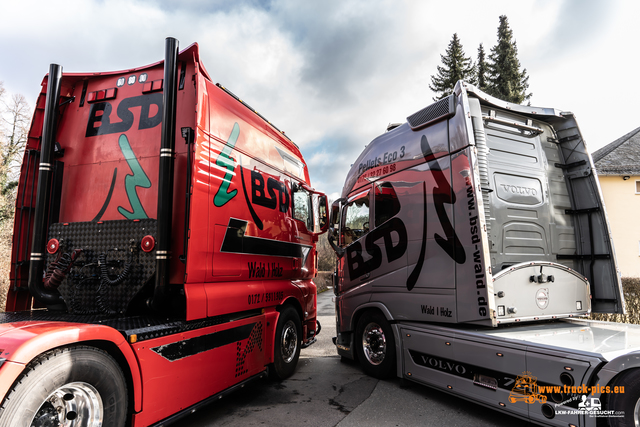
(31, 381), (103, 427)
(281, 320), (298, 363)
(362, 322), (386, 365)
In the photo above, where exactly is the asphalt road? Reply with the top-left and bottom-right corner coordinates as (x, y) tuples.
(181, 290), (532, 427)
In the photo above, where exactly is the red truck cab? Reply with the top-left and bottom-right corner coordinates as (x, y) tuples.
(0, 38), (327, 426)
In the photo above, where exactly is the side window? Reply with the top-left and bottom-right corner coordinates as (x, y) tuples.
(374, 182), (401, 227)
(292, 185), (312, 230)
(341, 189), (370, 247)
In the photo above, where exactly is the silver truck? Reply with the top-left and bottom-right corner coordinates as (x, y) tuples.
(328, 81), (640, 426)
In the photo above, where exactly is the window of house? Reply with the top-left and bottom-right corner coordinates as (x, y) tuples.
(636, 180), (640, 194)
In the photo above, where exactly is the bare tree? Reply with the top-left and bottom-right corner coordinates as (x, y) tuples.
(0, 82), (5, 153)
(0, 81), (31, 310)
(0, 83), (30, 221)
(317, 198), (337, 272)
(1, 91), (30, 189)
(317, 230), (336, 272)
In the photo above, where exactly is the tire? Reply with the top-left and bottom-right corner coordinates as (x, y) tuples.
(0, 346), (128, 427)
(355, 311), (396, 379)
(607, 369), (640, 427)
(271, 306), (302, 380)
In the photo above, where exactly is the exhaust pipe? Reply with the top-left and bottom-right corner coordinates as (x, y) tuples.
(28, 64), (66, 308)
(151, 37), (179, 311)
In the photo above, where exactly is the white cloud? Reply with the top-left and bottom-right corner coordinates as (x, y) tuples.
(1, 0), (638, 198)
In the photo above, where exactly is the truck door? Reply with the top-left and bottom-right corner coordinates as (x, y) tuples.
(337, 187), (373, 294)
(337, 181), (414, 293)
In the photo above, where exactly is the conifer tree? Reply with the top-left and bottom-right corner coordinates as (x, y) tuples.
(486, 15), (531, 103)
(429, 33), (475, 101)
(476, 43), (488, 91)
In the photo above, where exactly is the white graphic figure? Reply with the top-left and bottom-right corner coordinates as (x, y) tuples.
(578, 395), (589, 409)
(578, 395), (602, 411)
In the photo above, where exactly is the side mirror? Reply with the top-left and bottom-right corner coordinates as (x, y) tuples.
(327, 198), (345, 257)
(292, 182), (330, 236)
(318, 195), (328, 233)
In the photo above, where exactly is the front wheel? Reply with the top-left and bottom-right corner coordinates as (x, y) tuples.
(355, 311), (396, 379)
(607, 369), (640, 427)
(271, 306), (302, 380)
(0, 346), (128, 427)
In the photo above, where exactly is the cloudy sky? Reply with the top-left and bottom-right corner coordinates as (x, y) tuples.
(1, 0), (638, 199)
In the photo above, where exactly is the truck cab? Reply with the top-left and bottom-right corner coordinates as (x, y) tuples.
(329, 81), (622, 330)
(0, 38), (327, 426)
(329, 81), (640, 427)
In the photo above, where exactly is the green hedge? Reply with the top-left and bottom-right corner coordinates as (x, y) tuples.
(589, 277), (640, 324)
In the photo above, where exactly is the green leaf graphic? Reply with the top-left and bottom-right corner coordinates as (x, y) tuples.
(117, 134), (151, 219)
(214, 123), (240, 207)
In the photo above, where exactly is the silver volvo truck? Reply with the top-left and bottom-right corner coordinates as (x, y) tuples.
(328, 81), (640, 427)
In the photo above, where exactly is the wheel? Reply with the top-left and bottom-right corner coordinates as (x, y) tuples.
(355, 311), (396, 379)
(0, 346), (128, 427)
(271, 306), (302, 380)
(607, 369), (640, 427)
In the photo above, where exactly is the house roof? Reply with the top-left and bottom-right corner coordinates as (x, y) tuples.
(593, 126), (640, 175)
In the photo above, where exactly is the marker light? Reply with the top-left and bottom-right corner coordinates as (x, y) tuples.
(46, 239), (59, 254)
(87, 88), (118, 103)
(141, 235), (155, 253)
(143, 79), (163, 93)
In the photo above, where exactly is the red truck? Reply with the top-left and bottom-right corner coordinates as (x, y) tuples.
(0, 38), (327, 426)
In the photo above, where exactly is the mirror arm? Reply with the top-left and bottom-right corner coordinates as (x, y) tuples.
(327, 232), (345, 258)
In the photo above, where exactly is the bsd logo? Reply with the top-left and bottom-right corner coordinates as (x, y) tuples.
(86, 94), (163, 137)
(346, 218), (407, 280)
(251, 170), (290, 213)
